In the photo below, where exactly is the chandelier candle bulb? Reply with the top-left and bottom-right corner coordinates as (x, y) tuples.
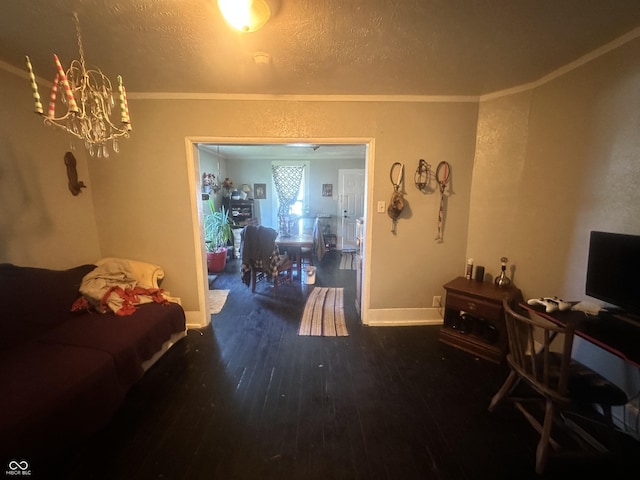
(25, 56), (43, 114)
(47, 73), (59, 119)
(53, 54), (78, 112)
(117, 75), (127, 123)
(122, 84), (131, 126)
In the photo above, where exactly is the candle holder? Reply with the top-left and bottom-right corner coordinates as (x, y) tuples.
(494, 256), (511, 288)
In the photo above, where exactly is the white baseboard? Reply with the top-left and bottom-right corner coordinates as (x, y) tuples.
(186, 307), (444, 328)
(185, 310), (209, 329)
(364, 307), (444, 327)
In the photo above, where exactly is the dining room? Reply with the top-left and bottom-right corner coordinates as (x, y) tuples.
(197, 142), (366, 297)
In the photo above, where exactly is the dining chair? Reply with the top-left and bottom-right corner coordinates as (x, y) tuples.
(299, 245), (313, 267)
(323, 233), (337, 250)
(312, 218), (327, 261)
(240, 225), (293, 295)
(489, 299), (628, 474)
(250, 254), (293, 294)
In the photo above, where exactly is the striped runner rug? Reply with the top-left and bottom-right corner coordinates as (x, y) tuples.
(298, 287), (348, 336)
(339, 252), (356, 270)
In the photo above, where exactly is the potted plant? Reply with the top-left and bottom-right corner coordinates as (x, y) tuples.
(204, 200), (233, 273)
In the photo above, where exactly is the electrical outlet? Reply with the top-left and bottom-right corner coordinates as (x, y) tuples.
(377, 201), (386, 213)
(432, 296), (441, 307)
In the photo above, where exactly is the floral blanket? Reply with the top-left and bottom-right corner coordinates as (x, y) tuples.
(71, 258), (179, 315)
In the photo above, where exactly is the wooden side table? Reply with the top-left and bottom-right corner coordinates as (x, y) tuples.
(439, 276), (521, 363)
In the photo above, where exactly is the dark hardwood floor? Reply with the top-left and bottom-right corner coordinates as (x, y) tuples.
(43, 251), (639, 479)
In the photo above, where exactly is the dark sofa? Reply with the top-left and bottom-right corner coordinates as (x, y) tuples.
(0, 263), (186, 465)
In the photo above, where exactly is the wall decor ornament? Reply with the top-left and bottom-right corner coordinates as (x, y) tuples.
(254, 183), (267, 199)
(322, 184), (333, 197)
(64, 151), (86, 196)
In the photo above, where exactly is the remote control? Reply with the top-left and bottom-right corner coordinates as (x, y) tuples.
(527, 297), (571, 313)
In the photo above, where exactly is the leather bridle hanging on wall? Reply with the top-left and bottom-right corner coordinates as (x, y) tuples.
(387, 162), (405, 234)
(414, 159), (432, 192)
(435, 161), (451, 242)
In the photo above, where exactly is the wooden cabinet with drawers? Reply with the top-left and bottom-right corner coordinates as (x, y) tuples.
(439, 277), (521, 363)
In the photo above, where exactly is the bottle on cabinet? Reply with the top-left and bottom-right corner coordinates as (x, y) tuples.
(465, 258), (474, 280)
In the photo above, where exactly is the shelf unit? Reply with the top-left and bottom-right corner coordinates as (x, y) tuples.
(223, 198), (254, 227)
(439, 277), (521, 363)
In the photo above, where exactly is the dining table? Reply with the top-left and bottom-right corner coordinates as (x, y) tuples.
(275, 234), (314, 280)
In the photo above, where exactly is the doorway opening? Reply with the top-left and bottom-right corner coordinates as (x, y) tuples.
(186, 138), (373, 326)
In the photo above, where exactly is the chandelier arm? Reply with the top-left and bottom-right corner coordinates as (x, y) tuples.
(43, 117), (83, 139)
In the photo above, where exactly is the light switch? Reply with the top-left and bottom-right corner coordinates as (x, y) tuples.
(377, 201), (386, 213)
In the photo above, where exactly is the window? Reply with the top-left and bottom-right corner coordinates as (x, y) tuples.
(271, 161), (309, 227)
(290, 174), (305, 215)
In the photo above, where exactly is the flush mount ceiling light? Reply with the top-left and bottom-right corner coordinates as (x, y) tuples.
(218, 0), (271, 32)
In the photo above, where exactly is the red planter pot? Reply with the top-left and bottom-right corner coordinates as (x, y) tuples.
(206, 248), (228, 273)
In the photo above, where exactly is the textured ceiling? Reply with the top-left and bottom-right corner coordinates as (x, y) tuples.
(2, 0), (640, 97)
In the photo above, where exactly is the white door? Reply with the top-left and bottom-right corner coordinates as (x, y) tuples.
(338, 169), (365, 250)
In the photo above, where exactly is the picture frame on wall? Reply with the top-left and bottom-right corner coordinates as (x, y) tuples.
(254, 183), (267, 199)
(322, 184), (333, 197)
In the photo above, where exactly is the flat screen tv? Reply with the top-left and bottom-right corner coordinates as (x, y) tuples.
(586, 231), (640, 316)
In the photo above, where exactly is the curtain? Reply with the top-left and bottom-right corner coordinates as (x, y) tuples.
(272, 164), (305, 235)
(271, 165), (304, 217)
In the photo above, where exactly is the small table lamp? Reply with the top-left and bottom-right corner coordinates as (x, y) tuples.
(242, 184), (252, 199)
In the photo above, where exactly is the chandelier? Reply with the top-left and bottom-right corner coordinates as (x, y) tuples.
(25, 13), (131, 158)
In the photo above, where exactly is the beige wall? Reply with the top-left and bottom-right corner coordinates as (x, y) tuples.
(0, 88), (476, 318)
(0, 68), (100, 268)
(85, 99), (478, 317)
(467, 37), (640, 301)
(467, 37), (640, 415)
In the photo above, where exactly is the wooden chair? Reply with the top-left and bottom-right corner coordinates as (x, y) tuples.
(240, 225), (294, 295)
(312, 217), (327, 262)
(300, 245), (313, 264)
(323, 233), (337, 250)
(489, 299), (628, 474)
(250, 255), (293, 295)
